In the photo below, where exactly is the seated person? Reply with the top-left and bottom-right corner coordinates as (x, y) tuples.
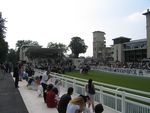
(37, 76), (43, 97)
(23, 71), (28, 81)
(27, 77), (37, 90)
(27, 76), (43, 91)
(37, 84), (43, 97)
(44, 84), (53, 103)
(46, 87), (59, 108)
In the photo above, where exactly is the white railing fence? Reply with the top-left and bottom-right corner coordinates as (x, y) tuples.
(49, 72), (150, 113)
(34, 69), (150, 113)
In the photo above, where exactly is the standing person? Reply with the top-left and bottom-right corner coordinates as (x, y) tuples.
(85, 79), (96, 112)
(57, 87), (74, 113)
(40, 70), (51, 102)
(13, 63), (19, 88)
(18, 62), (23, 81)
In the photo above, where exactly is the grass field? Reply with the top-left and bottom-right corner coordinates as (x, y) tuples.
(65, 70), (150, 92)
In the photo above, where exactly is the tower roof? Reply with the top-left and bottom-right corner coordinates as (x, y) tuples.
(112, 36), (131, 44)
(112, 36), (131, 40)
(143, 9), (150, 15)
(93, 31), (105, 34)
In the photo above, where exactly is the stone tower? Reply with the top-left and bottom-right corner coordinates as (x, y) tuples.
(143, 9), (150, 58)
(93, 31), (106, 60)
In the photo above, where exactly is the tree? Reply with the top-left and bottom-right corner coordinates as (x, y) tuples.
(16, 40), (41, 60)
(16, 40), (41, 49)
(47, 42), (68, 53)
(7, 49), (17, 65)
(0, 12), (8, 62)
(69, 37), (88, 58)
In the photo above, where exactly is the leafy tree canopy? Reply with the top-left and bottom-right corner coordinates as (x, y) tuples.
(15, 40), (41, 61)
(0, 12), (6, 39)
(7, 49), (17, 65)
(69, 37), (88, 58)
(16, 40), (41, 49)
(0, 12), (8, 62)
(47, 42), (68, 53)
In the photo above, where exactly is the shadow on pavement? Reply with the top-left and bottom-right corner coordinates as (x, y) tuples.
(0, 72), (28, 113)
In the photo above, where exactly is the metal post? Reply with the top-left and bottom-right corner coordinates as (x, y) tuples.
(100, 86), (104, 104)
(121, 91), (126, 113)
(115, 87), (120, 111)
(73, 79), (76, 93)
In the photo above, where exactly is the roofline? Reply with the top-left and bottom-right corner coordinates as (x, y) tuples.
(123, 38), (147, 44)
(93, 31), (105, 34)
(112, 36), (131, 40)
(143, 9), (150, 15)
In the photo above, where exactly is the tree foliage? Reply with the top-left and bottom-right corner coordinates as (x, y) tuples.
(69, 37), (88, 58)
(7, 49), (17, 65)
(47, 42), (68, 53)
(15, 40), (41, 61)
(0, 12), (6, 39)
(0, 12), (8, 62)
(16, 40), (41, 49)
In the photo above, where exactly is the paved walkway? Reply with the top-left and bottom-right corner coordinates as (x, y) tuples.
(0, 71), (118, 113)
(0, 72), (28, 113)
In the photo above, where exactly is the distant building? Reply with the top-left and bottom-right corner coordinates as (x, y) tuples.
(19, 45), (64, 66)
(93, 31), (106, 60)
(143, 9), (150, 59)
(111, 9), (150, 63)
(113, 37), (146, 62)
(19, 45), (40, 62)
(112, 37), (131, 62)
(123, 39), (147, 62)
(93, 31), (113, 63)
(93, 9), (150, 63)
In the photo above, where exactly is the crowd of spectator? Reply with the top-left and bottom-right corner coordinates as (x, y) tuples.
(15, 65), (104, 113)
(90, 61), (150, 76)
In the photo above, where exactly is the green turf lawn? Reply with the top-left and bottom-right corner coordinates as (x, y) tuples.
(65, 70), (150, 92)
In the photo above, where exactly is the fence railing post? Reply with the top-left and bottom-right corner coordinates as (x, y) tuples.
(115, 87), (120, 111)
(100, 86), (103, 104)
(73, 79), (76, 93)
(121, 91), (126, 113)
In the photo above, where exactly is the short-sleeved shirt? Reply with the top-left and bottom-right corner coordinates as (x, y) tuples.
(40, 72), (48, 84)
(66, 103), (80, 113)
(57, 94), (71, 113)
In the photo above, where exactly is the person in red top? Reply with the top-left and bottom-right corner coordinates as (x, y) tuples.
(46, 87), (59, 108)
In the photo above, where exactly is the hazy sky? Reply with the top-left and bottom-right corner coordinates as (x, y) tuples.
(0, 0), (150, 56)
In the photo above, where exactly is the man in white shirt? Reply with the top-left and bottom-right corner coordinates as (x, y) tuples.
(40, 70), (51, 102)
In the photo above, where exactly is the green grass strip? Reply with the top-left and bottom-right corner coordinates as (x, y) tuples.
(65, 70), (150, 92)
